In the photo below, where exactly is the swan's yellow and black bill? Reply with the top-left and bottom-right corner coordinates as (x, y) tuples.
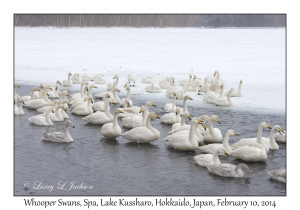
(233, 131), (238, 136)
(223, 150), (229, 156)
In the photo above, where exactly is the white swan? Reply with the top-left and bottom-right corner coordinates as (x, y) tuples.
(44, 104), (66, 122)
(48, 84), (61, 98)
(230, 121), (272, 152)
(128, 73), (137, 86)
(168, 115), (209, 135)
(178, 74), (193, 86)
(145, 82), (161, 93)
(14, 98), (25, 115)
(70, 86), (89, 108)
(71, 73), (82, 84)
(28, 106), (54, 126)
(214, 88), (234, 107)
(274, 130), (286, 143)
(22, 87), (40, 102)
(100, 109), (123, 139)
(164, 92), (178, 113)
(166, 83), (194, 100)
(161, 107), (181, 124)
(178, 95), (193, 115)
(120, 85), (133, 107)
(14, 84), (20, 101)
(82, 95), (112, 124)
(159, 78), (175, 89)
(198, 77), (210, 93)
(229, 142), (268, 162)
(166, 118), (203, 151)
(203, 115), (223, 143)
(122, 112), (160, 143)
(61, 99), (70, 119)
(207, 163), (250, 178)
(94, 75), (107, 84)
(121, 101), (156, 128)
(32, 84), (44, 99)
(209, 70), (223, 91)
(141, 77), (154, 84)
(107, 75), (119, 91)
(171, 112), (191, 131)
(70, 81), (89, 101)
(267, 169), (286, 183)
(81, 74), (92, 81)
(199, 129), (237, 155)
(261, 125), (283, 150)
(92, 94), (111, 112)
(194, 146), (227, 167)
(42, 120), (75, 142)
(71, 97), (93, 116)
(225, 80), (243, 97)
(24, 87), (52, 109)
(37, 99), (60, 114)
(203, 84), (223, 104)
(62, 72), (73, 87)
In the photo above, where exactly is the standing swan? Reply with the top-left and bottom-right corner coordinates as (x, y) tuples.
(207, 163), (250, 178)
(122, 112), (160, 143)
(128, 73), (137, 86)
(101, 109), (123, 139)
(62, 72), (73, 87)
(42, 121), (75, 142)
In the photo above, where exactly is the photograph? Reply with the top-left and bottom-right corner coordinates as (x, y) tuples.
(14, 14), (286, 197)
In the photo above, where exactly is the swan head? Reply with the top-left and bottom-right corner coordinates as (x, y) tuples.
(210, 115), (221, 124)
(139, 106), (145, 113)
(115, 109), (123, 114)
(184, 95), (193, 101)
(223, 149), (229, 156)
(146, 101), (156, 107)
(61, 91), (69, 96)
(125, 85), (130, 90)
(105, 93), (111, 99)
(213, 70), (219, 76)
(56, 80), (61, 85)
(15, 84), (20, 88)
(227, 129), (238, 136)
(33, 87), (39, 91)
(113, 75), (118, 79)
(236, 163), (250, 178)
(90, 84), (97, 89)
(81, 81), (89, 85)
(260, 122), (271, 129)
(240, 79), (243, 84)
(89, 97), (94, 103)
(149, 112), (160, 119)
(273, 125), (283, 133)
(191, 118), (204, 125)
(175, 107), (180, 115)
(201, 122), (207, 131)
(55, 85), (59, 90)
(67, 120), (75, 129)
(182, 112), (191, 120)
(114, 88), (121, 93)
(40, 84), (44, 89)
(68, 72), (72, 76)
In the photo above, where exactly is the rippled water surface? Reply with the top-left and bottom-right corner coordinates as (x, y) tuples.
(14, 85), (286, 196)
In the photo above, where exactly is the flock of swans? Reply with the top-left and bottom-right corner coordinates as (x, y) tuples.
(14, 70), (286, 182)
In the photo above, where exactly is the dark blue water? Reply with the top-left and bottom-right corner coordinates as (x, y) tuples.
(14, 85), (286, 196)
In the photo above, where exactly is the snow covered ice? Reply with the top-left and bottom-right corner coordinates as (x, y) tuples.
(15, 27), (285, 114)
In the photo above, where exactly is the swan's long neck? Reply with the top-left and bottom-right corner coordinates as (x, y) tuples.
(227, 89), (233, 104)
(269, 127), (279, 148)
(104, 98), (113, 118)
(219, 87), (224, 98)
(223, 132), (232, 152)
(145, 115), (156, 133)
(39, 87), (44, 98)
(208, 119), (216, 137)
(238, 82), (242, 94)
(183, 98), (188, 113)
(213, 150), (221, 164)
(142, 110), (147, 126)
(112, 90), (120, 103)
(64, 124), (72, 141)
(68, 74), (71, 86)
(188, 123), (197, 144)
(45, 107), (53, 125)
(172, 95), (176, 108)
(88, 88), (93, 98)
(112, 112), (119, 131)
(126, 88), (131, 100)
(116, 76), (119, 84)
(30, 88), (36, 100)
(256, 125), (264, 145)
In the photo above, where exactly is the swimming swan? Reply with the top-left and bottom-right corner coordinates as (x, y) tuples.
(22, 87), (40, 102)
(24, 87), (52, 109)
(28, 106), (54, 126)
(261, 125), (283, 150)
(207, 163), (250, 178)
(107, 75), (119, 91)
(178, 74), (193, 86)
(274, 130), (286, 143)
(145, 82), (161, 93)
(229, 142), (268, 162)
(194, 147), (228, 167)
(199, 129), (237, 155)
(62, 72), (73, 87)
(14, 98), (25, 115)
(230, 121), (272, 152)
(42, 120), (75, 142)
(71, 97), (93, 115)
(122, 112), (160, 143)
(166, 118), (204, 151)
(214, 88), (234, 107)
(267, 169), (286, 183)
(164, 92), (178, 113)
(203, 115), (223, 143)
(161, 107), (181, 124)
(120, 85), (133, 107)
(100, 109), (123, 139)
